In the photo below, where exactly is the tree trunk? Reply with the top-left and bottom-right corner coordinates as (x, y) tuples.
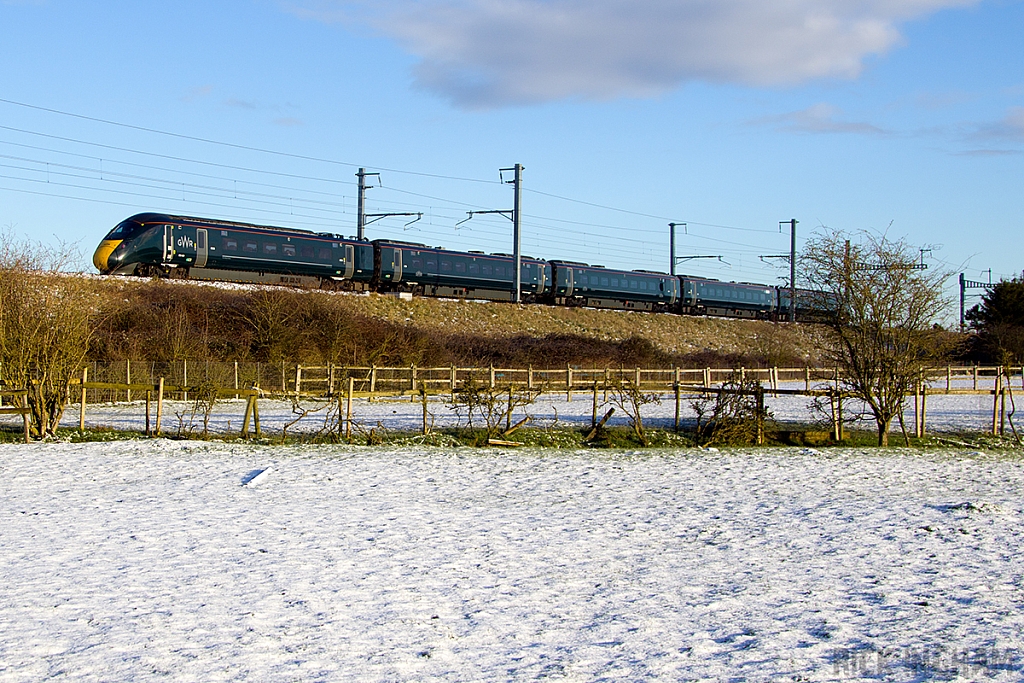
(876, 418), (891, 447)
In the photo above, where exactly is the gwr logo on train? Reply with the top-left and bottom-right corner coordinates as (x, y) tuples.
(176, 235), (195, 249)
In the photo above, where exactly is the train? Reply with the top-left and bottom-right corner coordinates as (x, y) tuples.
(93, 212), (832, 321)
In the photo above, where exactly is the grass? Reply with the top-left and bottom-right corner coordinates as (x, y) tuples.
(6, 422), (1021, 451)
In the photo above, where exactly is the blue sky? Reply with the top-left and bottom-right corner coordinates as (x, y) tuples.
(0, 0), (1021, 309)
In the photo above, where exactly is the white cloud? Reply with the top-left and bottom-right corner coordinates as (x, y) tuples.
(755, 103), (887, 135)
(286, 0), (979, 108)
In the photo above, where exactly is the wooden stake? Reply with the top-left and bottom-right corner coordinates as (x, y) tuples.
(346, 376), (354, 440)
(584, 408), (615, 441)
(126, 359), (132, 403)
(920, 386), (927, 438)
(422, 388), (429, 435)
(567, 365), (573, 402)
(241, 395), (254, 438)
(145, 390), (152, 436)
(156, 377), (164, 436)
(79, 366), (87, 433)
(674, 382), (681, 432)
(369, 365), (377, 401)
(294, 364), (303, 397)
(253, 393), (261, 438)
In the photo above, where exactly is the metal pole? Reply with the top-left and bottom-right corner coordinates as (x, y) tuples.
(788, 218), (798, 323)
(669, 223), (676, 276)
(959, 273), (966, 333)
(356, 168), (367, 241)
(513, 163), (523, 304)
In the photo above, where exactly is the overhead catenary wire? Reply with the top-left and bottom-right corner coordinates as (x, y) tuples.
(0, 98), (798, 280)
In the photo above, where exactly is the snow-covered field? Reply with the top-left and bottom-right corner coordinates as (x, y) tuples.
(2, 442), (1023, 681)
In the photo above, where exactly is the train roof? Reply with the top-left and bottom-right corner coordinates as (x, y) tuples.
(125, 212), (351, 240)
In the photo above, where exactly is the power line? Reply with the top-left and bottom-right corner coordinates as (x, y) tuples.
(0, 97), (497, 185)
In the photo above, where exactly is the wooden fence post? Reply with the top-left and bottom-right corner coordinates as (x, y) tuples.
(234, 361), (239, 399)
(346, 376), (354, 440)
(422, 386), (429, 435)
(156, 377), (164, 436)
(567, 365), (573, 402)
(804, 367), (810, 392)
(920, 386), (927, 438)
(946, 365), (951, 393)
(253, 391), (261, 438)
(410, 364), (417, 397)
(79, 366), (88, 433)
(145, 390), (152, 436)
(451, 365), (457, 398)
(674, 382), (681, 433)
(634, 367), (641, 388)
(992, 373), (1002, 435)
(973, 365), (978, 391)
(756, 386), (765, 445)
(489, 365), (495, 389)
(592, 382), (599, 427)
(328, 363), (336, 397)
(527, 365), (534, 391)
(294, 364), (302, 397)
(369, 365), (377, 401)
(241, 394), (254, 438)
(126, 359), (131, 403)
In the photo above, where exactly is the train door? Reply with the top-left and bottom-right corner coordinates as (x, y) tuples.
(195, 229), (208, 268)
(342, 244), (355, 279)
(392, 248), (403, 283)
(564, 267), (574, 296)
(163, 225), (174, 262)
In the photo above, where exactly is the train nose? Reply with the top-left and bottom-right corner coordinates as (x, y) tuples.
(92, 239), (121, 273)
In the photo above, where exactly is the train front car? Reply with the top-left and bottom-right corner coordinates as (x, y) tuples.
(95, 213), (375, 289)
(550, 262), (679, 311)
(93, 213), (169, 275)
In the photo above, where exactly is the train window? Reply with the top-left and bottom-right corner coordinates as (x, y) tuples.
(469, 263), (479, 274)
(426, 259), (436, 269)
(283, 244), (296, 257)
(611, 278), (618, 287)
(243, 241), (257, 253)
(601, 277), (609, 287)
(318, 248), (331, 260)
(482, 264), (492, 275)
(630, 280), (637, 289)
(455, 262), (466, 273)
(263, 243), (277, 254)
(224, 239), (238, 251)
(441, 261), (452, 272)
(639, 281), (647, 290)
(301, 246), (314, 258)
(411, 258), (422, 269)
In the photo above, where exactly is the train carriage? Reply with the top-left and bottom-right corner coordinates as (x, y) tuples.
(374, 240), (551, 302)
(550, 261), (679, 311)
(679, 276), (776, 318)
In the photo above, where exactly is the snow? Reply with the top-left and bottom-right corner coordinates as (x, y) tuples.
(22, 377), (1016, 438)
(2, 442), (1023, 681)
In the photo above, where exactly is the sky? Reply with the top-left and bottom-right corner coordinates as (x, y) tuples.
(0, 0), (1022, 313)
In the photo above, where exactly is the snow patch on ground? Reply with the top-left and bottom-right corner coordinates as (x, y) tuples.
(2, 442), (1023, 680)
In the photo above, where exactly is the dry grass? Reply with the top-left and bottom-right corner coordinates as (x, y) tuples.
(91, 276), (828, 367)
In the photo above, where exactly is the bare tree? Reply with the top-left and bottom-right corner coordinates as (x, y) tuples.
(800, 228), (952, 446)
(0, 231), (97, 437)
(604, 379), (661, 445)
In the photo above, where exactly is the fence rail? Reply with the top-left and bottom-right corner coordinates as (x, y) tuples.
(69, 361), (1024, 405)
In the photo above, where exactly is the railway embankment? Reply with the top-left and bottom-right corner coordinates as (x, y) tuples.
(90, 275), (829, 368)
